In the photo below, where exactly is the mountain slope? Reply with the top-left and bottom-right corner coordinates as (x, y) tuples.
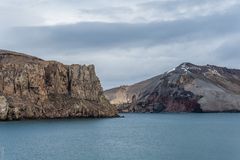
(104, 63), (240, 112)
(0, 50), (118, 120)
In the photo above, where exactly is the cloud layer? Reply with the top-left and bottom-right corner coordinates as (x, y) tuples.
(0, 0), (240, 89)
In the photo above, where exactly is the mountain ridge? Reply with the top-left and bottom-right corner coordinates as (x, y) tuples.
(104, 62), (240, 113)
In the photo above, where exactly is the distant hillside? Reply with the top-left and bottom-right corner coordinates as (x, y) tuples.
(104, 63), (240, 113)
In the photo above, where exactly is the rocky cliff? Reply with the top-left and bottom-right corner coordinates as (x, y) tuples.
(104, 63), (240, 113)
(0, 50), (118, 120)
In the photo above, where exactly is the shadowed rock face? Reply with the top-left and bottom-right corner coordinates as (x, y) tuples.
(104, 63), (240, 113)
(0, 50), (118, 120)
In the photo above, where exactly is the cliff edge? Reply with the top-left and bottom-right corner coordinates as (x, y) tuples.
(0, 50), (118, 120)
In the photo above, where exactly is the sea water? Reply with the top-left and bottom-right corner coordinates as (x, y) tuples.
(0, 113), (240, 160)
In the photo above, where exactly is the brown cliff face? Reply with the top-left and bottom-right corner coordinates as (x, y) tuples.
(0, 50), (118, 120)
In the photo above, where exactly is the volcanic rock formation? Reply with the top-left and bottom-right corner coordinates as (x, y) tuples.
(0, 50), (118, 120)
(104, 63), (240, 113)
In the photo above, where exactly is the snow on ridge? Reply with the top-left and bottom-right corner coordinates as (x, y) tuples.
(167, 67), (176, 74)
(181, 63), (189, 72)
(181, 63), (202, 72)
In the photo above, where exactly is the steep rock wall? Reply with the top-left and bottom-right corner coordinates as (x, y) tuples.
(0, 50), (118, 120)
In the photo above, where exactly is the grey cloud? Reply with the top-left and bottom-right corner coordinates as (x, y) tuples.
(215, 36), (240, 62)
(78, 6), (133, 20)
(141, 0), (217, 7)
(138, 0), (240, 21)
(3, 7), (240, 53)
(139, 0), (237, 11)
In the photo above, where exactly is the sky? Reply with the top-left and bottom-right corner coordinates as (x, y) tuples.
(0, 0), (240, 89)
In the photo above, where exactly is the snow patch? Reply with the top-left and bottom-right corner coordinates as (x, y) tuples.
(167, 67), (176, 74)
(180, 63), (202, 73)
(181, 63), (189, 72)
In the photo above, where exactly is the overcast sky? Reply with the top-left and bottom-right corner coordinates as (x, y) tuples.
(0, 0), (240, 89)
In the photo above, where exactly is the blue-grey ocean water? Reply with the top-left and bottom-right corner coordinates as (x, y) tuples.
(0, 113), (240, 160)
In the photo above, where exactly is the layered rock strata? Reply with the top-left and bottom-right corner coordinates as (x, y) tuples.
(0, 50), (118, 120)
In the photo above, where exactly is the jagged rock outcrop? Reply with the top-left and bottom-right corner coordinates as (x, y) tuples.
(0, 50), (118, 120)
(104, 63), (240, 113)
